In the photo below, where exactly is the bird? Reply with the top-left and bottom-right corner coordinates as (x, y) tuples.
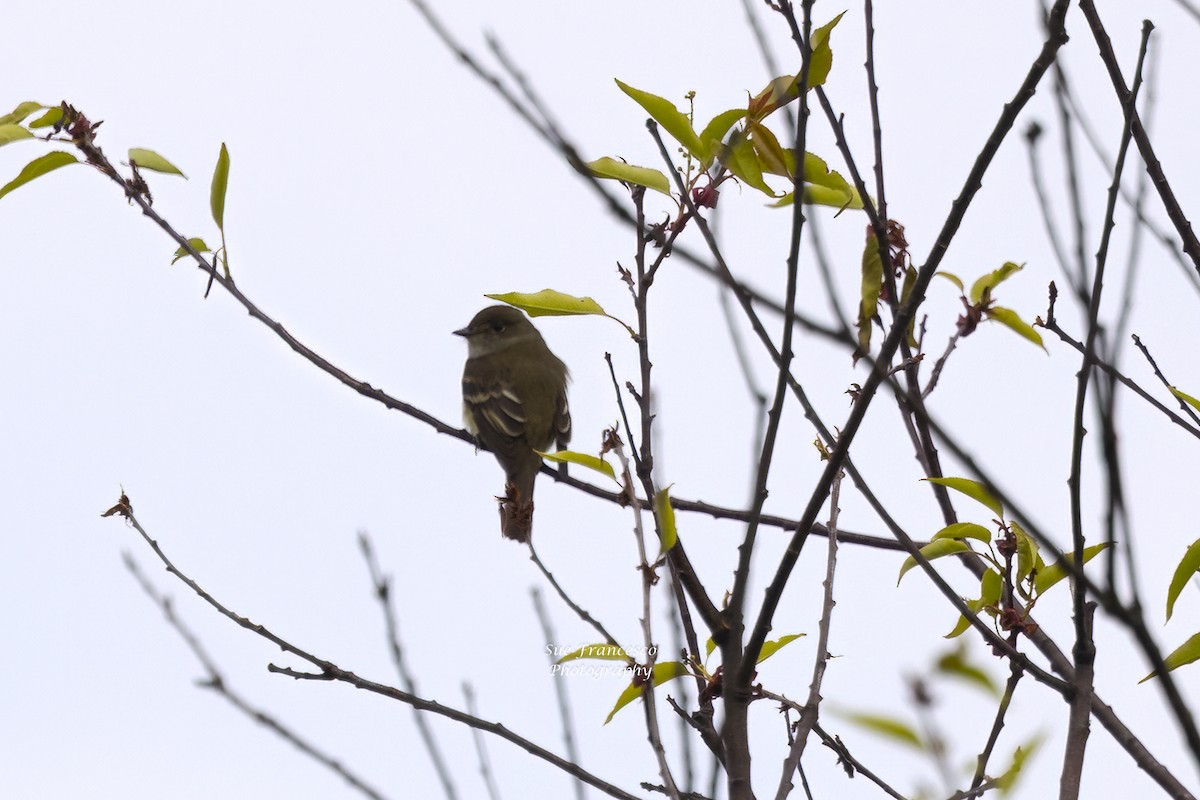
(455, 305), (571, 542)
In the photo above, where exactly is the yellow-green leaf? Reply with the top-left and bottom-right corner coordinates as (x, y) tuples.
(172, 237), (212, 265)
(586, 156), (670, 195)
(935, 646), (999, 696)
(986, 306), (1046, 350)
(1166, 539), (1200, 622)
(725, 135), (776, 196)
(982, 568), (1003, 606)
(937, 271), (965, 291)
(995, 735), (1044, 795)
(0, 124), (34, 148)
(704, 637), (717, 659)
(924, 476), (1003, 518)
(747, 119), (790, 177)
(803, 151), (861, 211)
(653, 486), (678, 552)
(932, 522), (992, 544)
(697, 109), (746, 164)
(537, 450), (616, 482)
(898, 539), (972, 584)
(129, 148), (186, 178)
(858, 233), (884, 355)
(1033, 542), (1110, 595)
(615, 80), (705, 160)
(1170, 386), (1200, 415)
(807, 12), (846, 89)
(836, 710), (922, 748)
(28, 107), (62, 129)
(0, 101), (46, 127)
(557, 643), (630, 664)
(757, 633), (805, 664)
(487, 289), (605, 317)
(969, 261), (1023, 304)
(1011, 521), (1038, 585)
(945, 598), (984, 639)
(1141, 632), (1200, 683)
(605, 661), (690, 724)
(0, 151), (79, 201)
(210, 142), (230, 230)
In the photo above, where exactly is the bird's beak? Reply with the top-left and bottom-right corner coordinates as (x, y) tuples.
(453, 325), (471, 337)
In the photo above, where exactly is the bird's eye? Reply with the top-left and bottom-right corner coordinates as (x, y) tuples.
(491, 322), (506, 333)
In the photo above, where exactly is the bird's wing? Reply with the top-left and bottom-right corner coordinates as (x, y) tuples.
(463, 377), (527, 441)
(553, 387), (571, 449)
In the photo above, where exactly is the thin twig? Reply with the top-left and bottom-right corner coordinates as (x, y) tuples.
(462, 684), (504, 800)
(774, 468), (843, 800)
(612, 442), (680, 800)
(359, 532), (459, 800)
(123, 553), (392, 800)
(531, 589), (586, 800)
(529, 543), (623, 650)
(108, 503), (646, 800)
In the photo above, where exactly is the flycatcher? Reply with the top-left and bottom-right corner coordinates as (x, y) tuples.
(455, 305), (571, 542)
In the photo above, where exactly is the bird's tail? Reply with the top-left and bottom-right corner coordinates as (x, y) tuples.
(500, 458), (540, 543)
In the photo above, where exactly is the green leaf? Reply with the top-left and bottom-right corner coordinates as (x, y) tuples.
(937, 271), (965, 291)
(945, 598), (984, 639)
(981, 568), (1003, 606)
(757, 633), (805, 664)
(28, 107), (63, 129)
(803, 151), (862, 210)
(697, 108), (746, 163)
(557, 643), (630, 664)
(210, 142), (230, 230)
(0, 151), (79, 201)
(1011, 521), (1038, 585)
(836, 710), (922, 749)
(898, 539), (972, 584)
(586, 156), (670, 195)
(1142, 632), (1200, 683)
(615, 80), (705, 160)
(935, 646), (999, 696)
(1170, 386), (1200, 415)
(704, 637), (717, 659)
(807, 12), (846, 89)
(486, 289), (605, 317)
(653, 486), (678, 552)
(1166, 539), (1200, 622)
(986, 306), (1046, 350)
(172, 237), (212, 265)
(0, 124), (34, 148)
(537, 449), (616, 482)
(1033, 542), (1110, 595)
(994, 735), (1044, 795)
(129, 148), (186, 178)
(858, 234), (884, 355)
(0, 101), (46, 127)
(725, 135), (776, 196)
(969, 261), (1023, 304)
(924, 476), (1004, 518)
(605, 661), (690, 724)
(932, 522), (993, 544)
(747, 119), (790, 177)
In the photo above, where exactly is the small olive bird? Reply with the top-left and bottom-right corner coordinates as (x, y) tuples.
(455, 305), (571, 542)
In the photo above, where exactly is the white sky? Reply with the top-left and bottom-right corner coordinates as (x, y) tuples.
(3, 1), (1199, 798)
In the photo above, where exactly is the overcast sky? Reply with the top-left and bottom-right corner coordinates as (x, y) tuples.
(3, 1), (1199, 798)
